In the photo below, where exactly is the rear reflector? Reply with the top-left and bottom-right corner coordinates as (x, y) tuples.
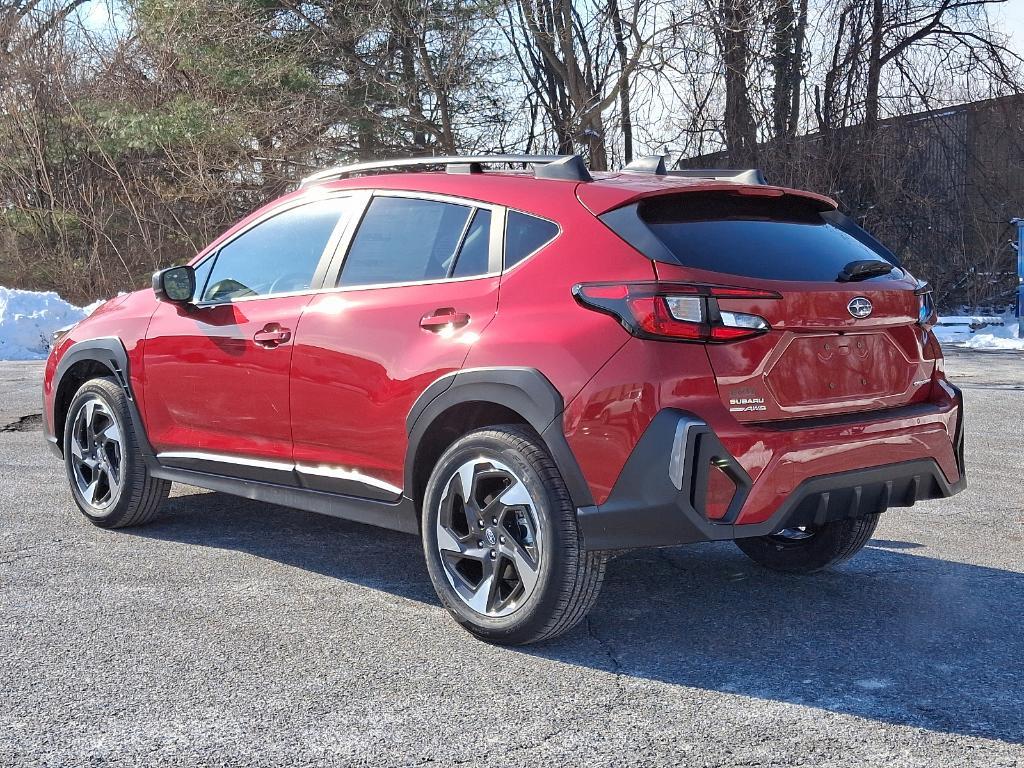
(574, 281), (778, 343)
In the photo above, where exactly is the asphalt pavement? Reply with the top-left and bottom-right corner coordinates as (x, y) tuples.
(1, 348), (1023, 767)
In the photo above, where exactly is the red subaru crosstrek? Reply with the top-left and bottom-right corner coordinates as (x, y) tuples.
(43, 155), (965, 644)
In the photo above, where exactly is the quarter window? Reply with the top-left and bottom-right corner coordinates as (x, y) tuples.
(339, 197), (477, 287)
(201, 198), (348, 302)
(504, 211), (559, 269)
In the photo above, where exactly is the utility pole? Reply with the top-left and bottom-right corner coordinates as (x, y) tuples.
(1013, 219), (1024, 338)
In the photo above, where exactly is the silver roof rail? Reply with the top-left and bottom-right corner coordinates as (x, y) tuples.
(622, 156), (767, 185)
(299, 154), (592, 187)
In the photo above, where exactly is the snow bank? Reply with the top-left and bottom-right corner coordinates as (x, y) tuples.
(0, 287), (98, 360)
(934, 312), (1024, 351)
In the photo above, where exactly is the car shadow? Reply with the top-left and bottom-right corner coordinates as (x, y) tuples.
(136, 489), (1023, 744)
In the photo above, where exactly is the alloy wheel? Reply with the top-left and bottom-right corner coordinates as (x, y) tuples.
(69, 396), (123, 514)
(435, 458), (544, 617)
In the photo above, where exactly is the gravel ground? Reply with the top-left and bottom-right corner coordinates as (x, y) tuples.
(1, 350), (1023, 767)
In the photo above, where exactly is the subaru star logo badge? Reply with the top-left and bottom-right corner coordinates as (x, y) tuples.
(848, 297), (873, 319)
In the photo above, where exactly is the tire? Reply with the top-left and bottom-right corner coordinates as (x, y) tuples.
(421, 425), (607, 645)
(735, 514), (880, 573)
(63, 377), (170, 529)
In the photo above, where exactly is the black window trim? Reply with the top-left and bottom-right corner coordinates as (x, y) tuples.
(189, 191), (357, 306)
(320, 189), (508, 292)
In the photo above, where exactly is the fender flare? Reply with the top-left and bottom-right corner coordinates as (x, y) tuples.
(51, 337), (155, 458)
(404, 367), (595, 508)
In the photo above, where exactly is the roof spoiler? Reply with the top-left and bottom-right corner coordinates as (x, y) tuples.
(300, 154), (592, 187)
(622, 156), (767, 186)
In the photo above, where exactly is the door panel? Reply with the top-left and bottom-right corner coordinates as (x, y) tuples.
(287, 192), (502, 497)
(144, 295), (314, 474)
(289, 278), (500, 496)
(142, 195), (352, 476)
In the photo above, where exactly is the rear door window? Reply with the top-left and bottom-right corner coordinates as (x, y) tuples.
(339, 196), (475, 287)
(450, 209), (492, 278)
(633, 192), (898, 282)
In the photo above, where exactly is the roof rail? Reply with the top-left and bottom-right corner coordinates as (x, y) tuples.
(299, 154), (592, 187)
(621, 156), (767, 186)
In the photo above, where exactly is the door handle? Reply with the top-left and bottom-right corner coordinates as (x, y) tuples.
(253, 324), (292, 347)
(420, 308), (471, 332)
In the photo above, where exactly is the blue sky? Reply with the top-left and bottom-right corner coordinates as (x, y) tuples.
(994, 0), (1024, 54)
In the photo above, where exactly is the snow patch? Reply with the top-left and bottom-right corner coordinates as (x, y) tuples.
(0, 287), (97, 360)
(934, 312), (1024, 351)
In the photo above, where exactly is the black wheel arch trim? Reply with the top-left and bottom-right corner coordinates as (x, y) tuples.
(405, 366), (595, 508)
(50, 337), (155, 459)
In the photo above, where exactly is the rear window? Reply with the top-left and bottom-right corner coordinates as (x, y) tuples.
(635, 193), (898, 282)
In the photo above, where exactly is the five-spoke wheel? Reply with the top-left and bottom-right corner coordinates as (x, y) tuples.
(63, 377), (169, 528)
(422, 425), (607, 644)
(69, 396), (123, 513)
(435, 458), (543, 617)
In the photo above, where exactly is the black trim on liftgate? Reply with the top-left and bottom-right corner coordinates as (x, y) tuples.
(577, 396), (966, 551)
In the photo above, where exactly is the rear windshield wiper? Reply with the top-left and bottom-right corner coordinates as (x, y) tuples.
(837, 259), (894, 282)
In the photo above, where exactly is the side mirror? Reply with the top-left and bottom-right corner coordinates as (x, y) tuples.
(153, 265), (196, 303)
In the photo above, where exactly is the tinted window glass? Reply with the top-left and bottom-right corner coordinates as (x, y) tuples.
(192, 256), (215, 302)
(505, 211), (558, 268)
(339, 197), (473, 287)
(451, 209), (492, 278)
(639, 193), (897, 282)
(202, 199), (346, 302)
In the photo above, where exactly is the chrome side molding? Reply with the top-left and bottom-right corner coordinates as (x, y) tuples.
(156, 450), (402, 500)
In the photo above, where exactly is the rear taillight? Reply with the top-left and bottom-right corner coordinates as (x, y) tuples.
(573, 282), (778, 343)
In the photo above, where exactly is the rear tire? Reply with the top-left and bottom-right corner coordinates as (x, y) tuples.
(63, 377), (170, 529)
(421, 425), (607, 645)
(735, 514), (880, 573)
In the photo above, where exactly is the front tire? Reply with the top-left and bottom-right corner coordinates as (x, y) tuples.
(735, 514), (880, 573)
(422, 425), (607, 645)
(63, 377), (169, 529)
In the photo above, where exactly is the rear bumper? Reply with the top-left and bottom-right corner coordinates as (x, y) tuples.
(577, 389), (965, 551)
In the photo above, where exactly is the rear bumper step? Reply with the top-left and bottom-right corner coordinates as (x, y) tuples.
(577, 406), (965, 551)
